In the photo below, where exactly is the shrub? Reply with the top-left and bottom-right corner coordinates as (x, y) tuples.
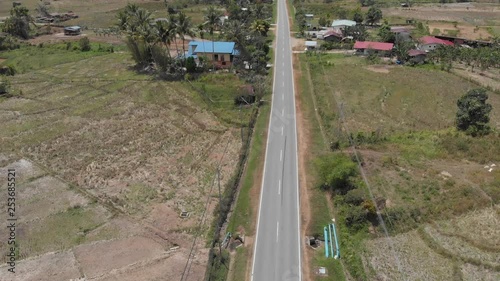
(0, 78), (11, 95)
(186, 56), (196, 73)
(315, 153), (358, 193)
(0, 34), (20, 51)
(344, 188), (365, 205)
(1, 65), (17, 76)
(79, 37), (91, 52)
(344, 205), (367, 229)
(456, 88), (492, 137)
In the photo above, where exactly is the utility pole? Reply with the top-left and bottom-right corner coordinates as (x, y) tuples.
(217, 167), (223, 255)
(240, 104), (244, 142)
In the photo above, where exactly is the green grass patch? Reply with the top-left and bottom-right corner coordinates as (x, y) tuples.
(18, 205), (105, 259)
(313, 251), (346, 281)
(228, 246), (249, 281)
(0, 43), (117, 74)
(190, 73), (254, 127)
(227, 102), (270, 234)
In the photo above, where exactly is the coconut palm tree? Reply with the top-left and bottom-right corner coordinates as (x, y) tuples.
(251, 19), (270, 37)
(205, 6), (222, 70)
(168, 13), (180, 57)
(176, 12), (194, 61)
(197, 23), (208, 66)
(155, 20), (175, 58)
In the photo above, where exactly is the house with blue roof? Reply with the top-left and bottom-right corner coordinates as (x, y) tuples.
(186, 41), (239, 68)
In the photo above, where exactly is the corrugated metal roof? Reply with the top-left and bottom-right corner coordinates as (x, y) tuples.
(419, 36), (454, 46)
(188, 41), (238, 55)
(331, 20), (356, 27)
(323, 30), (342, 38)
(64, 26), (81, 31)
(305, 41), (318, 47)
(354, 41), (394, 51)
(408, 49), (426, 56)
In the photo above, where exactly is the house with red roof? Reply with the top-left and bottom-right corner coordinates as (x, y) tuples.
(323, 30), (343, 42)
(408, 49), (427, 64)
(353, 41), (394, 56)
(418, 36), (454, 52)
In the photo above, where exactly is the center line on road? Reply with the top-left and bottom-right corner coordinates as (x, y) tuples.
(276, 222), (279, 242)
(281, 126), (284, 135)
(280, 149), (283, 161)
(282, 108), (284, 116)
(278, 179), (281, 195)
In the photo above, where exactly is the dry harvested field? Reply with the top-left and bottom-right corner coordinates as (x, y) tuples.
(383, 3), (500, 38)
(0, 0), (151, 27)
(383, 3), (500, 25)
(366, 206), (500, 280)
(0, 0), (210, 28)
(0, 51), (241, 280)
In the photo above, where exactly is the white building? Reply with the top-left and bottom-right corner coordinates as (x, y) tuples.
(331, 19), (356, 33)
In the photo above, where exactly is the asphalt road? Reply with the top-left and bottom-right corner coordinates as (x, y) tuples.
(251, 0), (302, 280)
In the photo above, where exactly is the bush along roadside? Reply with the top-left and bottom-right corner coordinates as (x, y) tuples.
(205, 106), (259, 281)
(314, 151), (371, 280)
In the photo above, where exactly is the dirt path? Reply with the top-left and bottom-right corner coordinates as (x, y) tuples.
(294, 53), (314, 281)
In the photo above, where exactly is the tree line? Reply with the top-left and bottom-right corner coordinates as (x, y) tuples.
(428, 43), (500, 72)
(117, 1), (272, 77)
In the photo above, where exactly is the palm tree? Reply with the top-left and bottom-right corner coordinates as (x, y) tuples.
(155, 20), (175, 58)
(116, 11), (129, 32)
(177, 12), (194, 61)
(205, 6), (222, 70)
(251, 19), (270, 37)
(198, 23), (208, 66)
(223, 20), (245, 46)
(168, 13), (180, 57)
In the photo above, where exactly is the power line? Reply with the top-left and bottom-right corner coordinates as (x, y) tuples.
(180, 136), (231, 281)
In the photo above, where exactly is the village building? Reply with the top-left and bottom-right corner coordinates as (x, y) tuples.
(408, 49), (427, 64)
(331, 19), (356, 33)
(305, 41), (318, 51)
(186, 41), (239, 68)
(354, 41), (394, 56)
(418, 36), (454, 52)
(322, 30), (343, 42)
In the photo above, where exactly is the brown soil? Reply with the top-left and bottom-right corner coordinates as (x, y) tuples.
(28, 32), (124, 45)
(427, 22), (491, 40)
(364, 65), (395, 74)
(291, 34), (306, 52)
(8, 251), (82, 281)
(73, 236), (168, 279)
(382, 3), (500, 27)
(293, 52), (313, 281)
